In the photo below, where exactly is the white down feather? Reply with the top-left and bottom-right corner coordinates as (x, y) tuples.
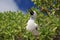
(26, 11), (39, 36)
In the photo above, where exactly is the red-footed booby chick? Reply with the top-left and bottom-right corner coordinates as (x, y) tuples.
(26, 10), (39, 36)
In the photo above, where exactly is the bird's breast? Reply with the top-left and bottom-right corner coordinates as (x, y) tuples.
(26, 20), (36, 31)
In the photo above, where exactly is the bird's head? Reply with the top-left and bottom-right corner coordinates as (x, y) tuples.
(29, 10), (37, 20)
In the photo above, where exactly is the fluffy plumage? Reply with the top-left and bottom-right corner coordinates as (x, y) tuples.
(26, 10), (39, 36)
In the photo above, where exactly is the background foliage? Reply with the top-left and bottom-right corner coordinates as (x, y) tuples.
(0, 9), (60, 40)
(32, 0), (60, 16)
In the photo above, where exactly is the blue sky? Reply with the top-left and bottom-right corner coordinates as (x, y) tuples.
(0, 0), (35, 13)
(15, 0), (35, 12)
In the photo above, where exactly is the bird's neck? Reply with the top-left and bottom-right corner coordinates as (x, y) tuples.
(30, 17), (36, 21)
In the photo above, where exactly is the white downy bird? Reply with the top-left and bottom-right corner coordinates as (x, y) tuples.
(26, 10), (39, 36)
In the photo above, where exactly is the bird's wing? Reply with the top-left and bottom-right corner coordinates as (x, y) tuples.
(32, 23), (39, 36)
(34, 23), (38, 30)
(32, 29), (39, 36)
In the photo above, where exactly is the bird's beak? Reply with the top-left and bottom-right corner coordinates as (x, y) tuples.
(30, 10), (34, 15)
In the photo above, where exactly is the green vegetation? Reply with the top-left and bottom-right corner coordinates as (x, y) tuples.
(0, 10), (60, 40)
(32, 0), (60, 16)
(0, 11), (30, 40)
